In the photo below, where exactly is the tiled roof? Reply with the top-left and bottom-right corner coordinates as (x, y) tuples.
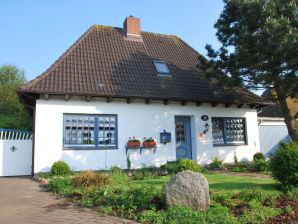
(17, 25), (263, 104)
(258, 105), (283, 118)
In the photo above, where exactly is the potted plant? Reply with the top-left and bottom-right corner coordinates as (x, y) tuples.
(127, 137), (141, 147)
(143, 137), (156, 147)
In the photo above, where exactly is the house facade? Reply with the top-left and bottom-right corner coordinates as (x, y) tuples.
(18, 17), (264, 173)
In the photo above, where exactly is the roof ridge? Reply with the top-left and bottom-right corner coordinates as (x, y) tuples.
(18, 25), (97, 90)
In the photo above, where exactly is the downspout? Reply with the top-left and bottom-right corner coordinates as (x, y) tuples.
(22, 103), (36, 176)
(257, 107), (263, 125)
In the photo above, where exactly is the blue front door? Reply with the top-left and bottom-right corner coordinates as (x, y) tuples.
(175, 117), (192, 160)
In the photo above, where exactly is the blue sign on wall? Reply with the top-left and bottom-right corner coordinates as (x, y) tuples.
(160, 131), (171, 144)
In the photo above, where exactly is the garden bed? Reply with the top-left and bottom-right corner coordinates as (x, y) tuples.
(34, 170), (297, 224)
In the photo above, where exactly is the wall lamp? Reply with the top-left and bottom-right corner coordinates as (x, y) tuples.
(203, 122), (209, 134)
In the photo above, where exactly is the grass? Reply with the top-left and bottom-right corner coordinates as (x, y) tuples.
(131, 173), (281, 194)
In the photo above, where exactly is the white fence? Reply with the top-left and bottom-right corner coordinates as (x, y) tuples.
(0, 129), (33, 176)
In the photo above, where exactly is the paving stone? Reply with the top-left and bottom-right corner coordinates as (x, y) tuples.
(0, 177), (139, 224)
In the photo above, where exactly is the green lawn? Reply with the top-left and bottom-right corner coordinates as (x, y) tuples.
(131, 173), (281, 194)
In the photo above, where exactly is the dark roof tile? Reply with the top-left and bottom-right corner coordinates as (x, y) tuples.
(18, 25), (262, 104)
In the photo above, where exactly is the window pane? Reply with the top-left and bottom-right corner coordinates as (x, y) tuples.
(154, 61), (170, 73)
(175, 121), (185, 143)
(212, 118), (224, 144)
(64, 114), (96, 146)
(97, 115), (117, 147)
(224, 118), (245, 144)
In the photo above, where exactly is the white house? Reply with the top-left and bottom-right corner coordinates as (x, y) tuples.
(18, 16), (266, 174)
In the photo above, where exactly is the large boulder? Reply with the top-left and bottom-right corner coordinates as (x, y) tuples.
(165, 170), (210, 211)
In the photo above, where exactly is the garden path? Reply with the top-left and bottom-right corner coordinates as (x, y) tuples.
(0, 177), (138, 224)
(209, 170), (271, 179)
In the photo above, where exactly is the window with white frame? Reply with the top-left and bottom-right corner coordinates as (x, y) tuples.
(212, 117), (247, 146)
(63, 114), (117, 149)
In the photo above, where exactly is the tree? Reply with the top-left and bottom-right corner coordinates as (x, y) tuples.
(0, 65), (32, 131)
(199, 0), (298, 142)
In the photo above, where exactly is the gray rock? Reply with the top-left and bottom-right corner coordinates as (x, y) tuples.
(165, 170), (210, 211)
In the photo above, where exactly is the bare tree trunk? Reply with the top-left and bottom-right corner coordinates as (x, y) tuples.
(275, 86), (298, 142)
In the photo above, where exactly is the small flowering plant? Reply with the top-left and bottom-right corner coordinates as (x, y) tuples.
(128, 137), (140, 143)
(143, 137), (156, 147)
(127, 137), (141, 147)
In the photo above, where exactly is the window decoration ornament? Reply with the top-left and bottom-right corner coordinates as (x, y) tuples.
(10, 146), (17, 152)
(175, 121), (185, 143)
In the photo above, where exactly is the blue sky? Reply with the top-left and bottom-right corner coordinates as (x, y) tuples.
(0, 0), (224, 81)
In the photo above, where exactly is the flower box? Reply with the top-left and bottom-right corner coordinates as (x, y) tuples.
(127, 137), (141, 148)
(127, 142), (141, 147)
(143, 138), (156, 148)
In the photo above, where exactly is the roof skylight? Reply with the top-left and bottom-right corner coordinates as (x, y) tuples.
(153, 61), (170, 74)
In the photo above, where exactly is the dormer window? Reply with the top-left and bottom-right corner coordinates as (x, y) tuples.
(153, 60), (171, 75)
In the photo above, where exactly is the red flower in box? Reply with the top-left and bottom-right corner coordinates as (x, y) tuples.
(143, 137), (156, 147)
(127, 137), (140, 147)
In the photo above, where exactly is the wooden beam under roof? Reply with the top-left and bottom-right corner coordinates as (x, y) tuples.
(106, 97), (112, 103)
(196, 101), (202, 106)
(86, 96), (91, 102)
(145, 98), (151, 104)
(212, 102), (218, 107)
(44, 94), (49, 100)
(164, 99), (169, 105)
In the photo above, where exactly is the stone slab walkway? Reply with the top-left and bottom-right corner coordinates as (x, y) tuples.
(0, 177), (138, 224)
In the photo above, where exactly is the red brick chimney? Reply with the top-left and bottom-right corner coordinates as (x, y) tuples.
(124, 16), (140, 36)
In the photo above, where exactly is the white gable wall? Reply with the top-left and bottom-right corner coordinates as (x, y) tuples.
(34, 96), (260, 173)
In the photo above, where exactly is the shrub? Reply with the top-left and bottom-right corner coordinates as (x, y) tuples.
(120, 185), (165, 210)
(110, 173), (129, 185)
(178, 159), (201, 172)
(205, 203), (238, 224)
(254, 160), (269, 172)
(48, 178), (72, 193)
(231, 167), (242, 172)
(209, 157), (223, 169)
(138, 204), (238, 224)
(137, 209), (165, 224)
(284, 205), (293, 214)
(269, 141), (298, 187)
(133, 170), (144, 180)
(233, 151), (239, 165)
(286, 187), (298, 200)
(98, 205), (117, 216)
(109, 166), (122, 175)
(211, 192), (238, 207)
(239, 202), (282, 224)
(72, 170), (111, 187)
(126, 155), (131, 170)
(160, 161), (180, 174)
(50, 161), (71, 176)
(253, 152), (265, 162)
(163, 206), (205, 224)
(237, 187), (276, 203)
